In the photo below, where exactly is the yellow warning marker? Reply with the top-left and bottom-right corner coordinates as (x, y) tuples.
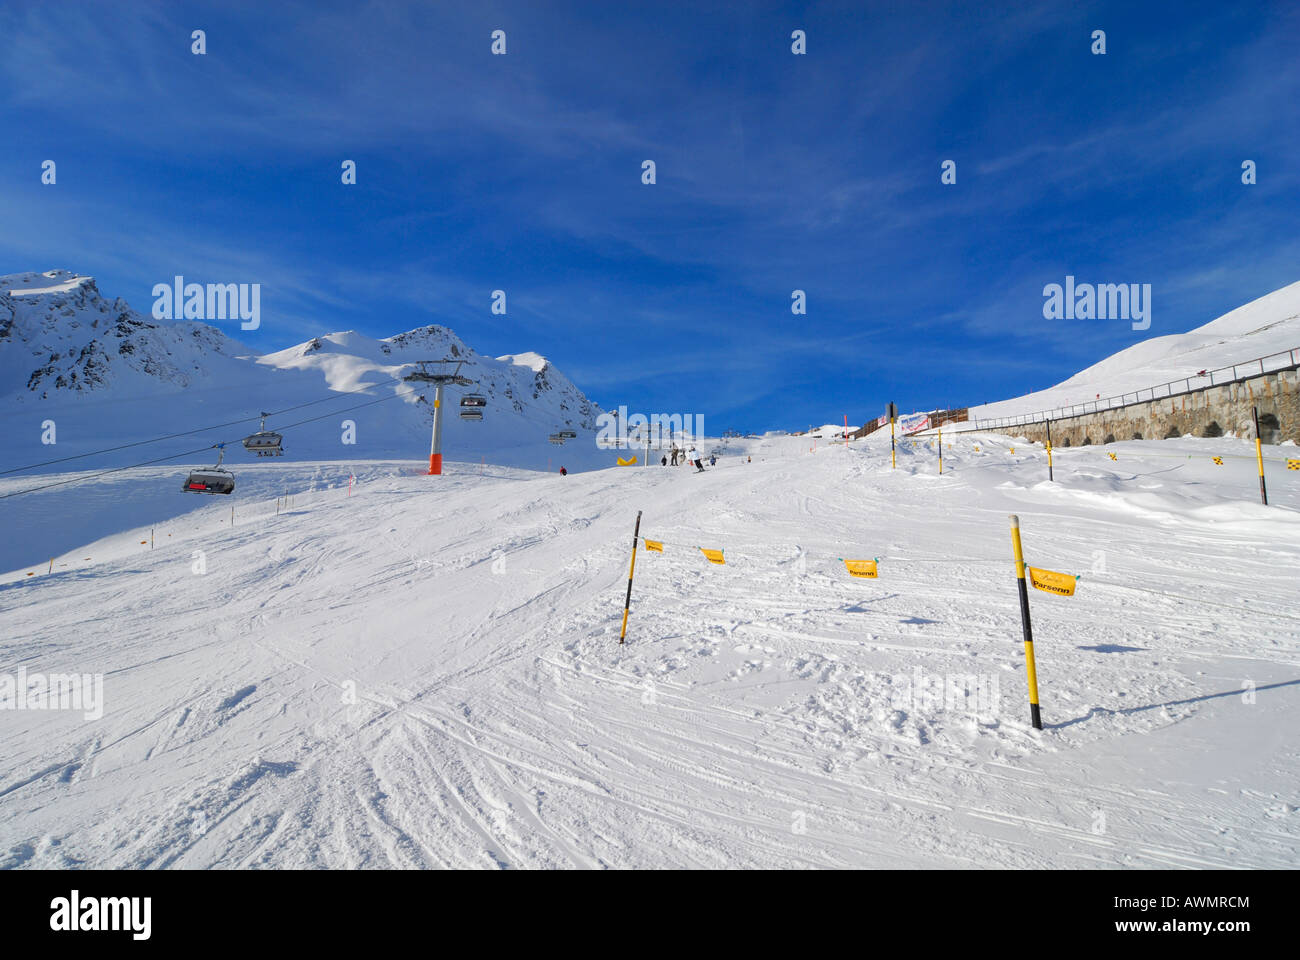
(1010, 447), (1015, 454)
(1027, 566), (1078, 597)
(974, 445), (981, 452)
(699, 548), (726, 565)
(1212, 456), (1223, 465)
(1288, 459), (1300, 471)
(617, 455), (637, 466)
(841, 558), (879, 579)
(1108, 452), (1117, 461)
(644, 539), (663, 552)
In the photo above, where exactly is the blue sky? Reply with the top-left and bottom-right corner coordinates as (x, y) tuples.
(2, 0), (1297, 432)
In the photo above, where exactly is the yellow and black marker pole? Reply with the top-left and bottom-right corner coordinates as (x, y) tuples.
(1008, 514), (1043, 730)
(938, 427), (943, 474)
(619, 510), (643, 644)
(1253, 407), (1268, 506)
(1045, 419), (1054, 482)
(889, 402), (896, 469)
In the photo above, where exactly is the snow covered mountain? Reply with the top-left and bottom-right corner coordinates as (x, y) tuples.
(0, 271), (253, 400)
(968, 280), (1300, 421)
(0, 271), (604, 472)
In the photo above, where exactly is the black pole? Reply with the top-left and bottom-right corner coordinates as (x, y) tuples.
(619, 510), (643, 644)
(889, 402), (897, 469)
(1009, 515), (1043, 730)
(1254, 407), (1268, 506)
(1046, 419), (1054, 482)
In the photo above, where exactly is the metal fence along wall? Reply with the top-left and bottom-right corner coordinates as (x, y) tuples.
(958, 347), (1299, 433)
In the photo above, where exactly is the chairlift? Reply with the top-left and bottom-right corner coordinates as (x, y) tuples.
(548, 433), (566, 445)
(558, 430), (577, 439)
(460, 394), (487, 421)
(242, 412), (284, 457)
(183, 444), (235, 495)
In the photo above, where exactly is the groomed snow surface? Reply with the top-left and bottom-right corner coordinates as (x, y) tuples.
(1, 430), (1298, 868)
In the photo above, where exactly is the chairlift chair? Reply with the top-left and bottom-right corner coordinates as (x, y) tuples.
(242, 413), (284, 457)
(183, 444), (235, 495)
(460, 394), (487, 421)
(548, 434), (566, 445)
(558, 430), (577, 439)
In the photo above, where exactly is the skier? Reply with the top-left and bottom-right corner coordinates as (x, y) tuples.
(559, 466), (567, 476)
(688, 446), (704, 472)
(709, 454), (716, 466)
(661, 455), (667, 466)
(670, 446), (678, 466)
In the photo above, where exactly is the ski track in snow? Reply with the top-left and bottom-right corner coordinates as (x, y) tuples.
(1, 432), (1298, 869)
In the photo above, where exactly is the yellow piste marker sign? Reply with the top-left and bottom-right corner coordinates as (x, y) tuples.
(1212, 457), (1223, 465)
(1010, 447), (1015, 454)
(617, 455), (638, 466)
(644, 540), (663, 552)
(1027, 566), (1078, 597)
(1288, 459), (1300, 471)
(699, 548), (725, 565)
(842, 558), (879, 579)
(1108, 452), (1118, 461)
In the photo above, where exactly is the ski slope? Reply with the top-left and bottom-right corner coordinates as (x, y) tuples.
(2, 431), (1297, 869)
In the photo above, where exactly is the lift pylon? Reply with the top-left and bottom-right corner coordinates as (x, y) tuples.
(403, 359), (476, 475)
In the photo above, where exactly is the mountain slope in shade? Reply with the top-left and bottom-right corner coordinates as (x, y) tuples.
(0, 271), (253, 400)
(0, 271), (606, 473)
(967, 280), (1300, 421)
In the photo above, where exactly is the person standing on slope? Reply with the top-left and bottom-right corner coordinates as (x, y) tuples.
(559, 466), (567, 476)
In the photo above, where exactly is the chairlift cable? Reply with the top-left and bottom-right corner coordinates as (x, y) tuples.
(0, 445), (217, 500)
(0, 376), (405, 477)
(0, 391), (407, 500)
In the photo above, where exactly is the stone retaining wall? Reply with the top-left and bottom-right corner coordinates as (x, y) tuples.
(984, 368), (1298, 447)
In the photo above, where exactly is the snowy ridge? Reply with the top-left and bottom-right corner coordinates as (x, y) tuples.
(0, 270), (252, 400)
(967, 280), (1300, 421)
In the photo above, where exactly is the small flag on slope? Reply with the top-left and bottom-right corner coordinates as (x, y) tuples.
(842, 558), (879, 579)
(1027, 566), (1078, 597)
